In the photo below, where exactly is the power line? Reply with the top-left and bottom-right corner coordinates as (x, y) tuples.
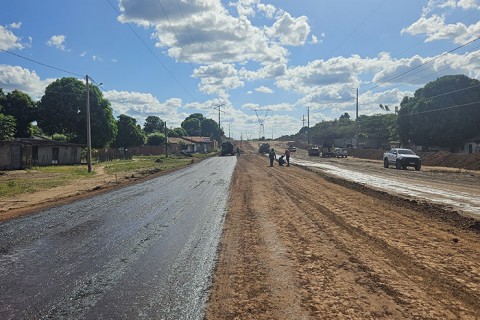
(105, 0), (199, 102)
(1, 49), (83, 78)
(364, 35), (480, 93)
(398, 100), (480, 117)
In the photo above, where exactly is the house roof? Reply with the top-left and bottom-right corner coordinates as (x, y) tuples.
(182, 136), (212, 143)
(167, 136), (212, 144)
(11, 137), (84, 147)
(465, 135), (480, 143)
(167, 137), (193, 145)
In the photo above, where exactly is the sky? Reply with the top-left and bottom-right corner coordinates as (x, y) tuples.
(1, 0), (479, 140)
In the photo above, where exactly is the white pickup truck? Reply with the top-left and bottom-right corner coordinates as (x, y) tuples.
(383, 148), (422, 171)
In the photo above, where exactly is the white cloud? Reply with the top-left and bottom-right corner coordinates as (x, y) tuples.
(254, 85), (273, 93)
(266, 12), (311, 46)
(0, 65), (54, 99)
(104, 90), (187, 127)
(193, 63), (244, 97)
(118, 0), (290, 65)
(9, 22), (22, 29)
(46, 34), (69, 51)
(0, 26), (24, 50)
(257, 3), (277, 18)
(402, 14), (480, 44)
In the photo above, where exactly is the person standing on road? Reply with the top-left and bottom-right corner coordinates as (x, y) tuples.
(284, 148), (291, 166)
(269, 148), (276, 167)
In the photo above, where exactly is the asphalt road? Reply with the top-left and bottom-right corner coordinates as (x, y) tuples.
(0, 156), (237, 320)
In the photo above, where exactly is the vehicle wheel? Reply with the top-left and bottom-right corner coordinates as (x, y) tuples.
(383, 158), (389, 168)
(402, 165), (407, 170)
(415, 163), (421, 171)
(395, 159), (401, 169)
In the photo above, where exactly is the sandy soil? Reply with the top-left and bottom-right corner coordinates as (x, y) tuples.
(206, 142), (480, 319)
(2, 144), (480, 319)
(0, 165), (169, 222)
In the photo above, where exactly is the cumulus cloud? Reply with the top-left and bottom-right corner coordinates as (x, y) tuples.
(254, 85), (273, 93)
(46, 35), (69, 51)
(402, 14), (480, 44)
(266, 12), (311, 46)
(193, 63), (244, 97)
(404, 1), (480, 44)
(0, 25), (24, 50)
(0, 65), (54, 99)
(9, 22), (22, 29)
(104, 90), (188, 127)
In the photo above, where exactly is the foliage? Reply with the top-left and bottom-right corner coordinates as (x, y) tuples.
(146, 132), (166, 146)
(0, 114), (16, 140)
(2, 89), (36, 138)
(114, 114), (145, 148)
(398, 75), (480, 151)
(180, 113), (223, 139)
(37, 77), (117, 148)
(143, 116), (165, 134)
(168, 127), (187, 137)
(52, 133), (68, 142)
(181, 117), (202, 136)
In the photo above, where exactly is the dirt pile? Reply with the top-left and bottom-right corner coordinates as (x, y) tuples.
(348, 149), (480, 170)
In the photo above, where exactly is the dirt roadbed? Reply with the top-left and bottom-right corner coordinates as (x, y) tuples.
(206, 145), (480, 319)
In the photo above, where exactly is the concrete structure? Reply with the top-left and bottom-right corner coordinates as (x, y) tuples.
(0, 137), (83, 170)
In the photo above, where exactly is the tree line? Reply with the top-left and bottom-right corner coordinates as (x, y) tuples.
(281, 74), (480, 152)
(0, 77), (224, 149)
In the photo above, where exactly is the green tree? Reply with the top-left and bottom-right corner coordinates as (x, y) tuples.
(114, 114), (145, 148)
(0, 114), (16, 140)
(146, 132), (165, 146)
(2, 90), (36, 138)
(201, 118), (221, 140)
(182, 118), (202, 136)
(398, 75), (480, 151)
(143, 116), (165, 134)
(37, 77), (117, 148)
(168, 127), (187, 137)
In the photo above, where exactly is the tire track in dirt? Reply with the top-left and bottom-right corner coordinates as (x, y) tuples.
(206, 146), (480, 319)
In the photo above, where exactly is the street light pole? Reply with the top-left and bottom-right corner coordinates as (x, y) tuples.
(85, 75), (92, 173)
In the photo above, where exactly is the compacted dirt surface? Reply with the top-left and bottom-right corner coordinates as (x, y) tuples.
(206, 143), (480, 319)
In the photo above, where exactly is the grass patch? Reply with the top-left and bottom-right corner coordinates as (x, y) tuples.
(0, 153), (213, 199)
(0, 165), (95, 198)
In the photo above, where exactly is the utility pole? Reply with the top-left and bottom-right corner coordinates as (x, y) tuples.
(355, 87), (359, 148)
(214, 103), (225, 142)
(85, 75), (92, 173)
(307, 106), (310, 146)
(164, 121), (168, 157)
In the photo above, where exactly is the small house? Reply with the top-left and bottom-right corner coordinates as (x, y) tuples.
(463, 136), (480, 154)
(0, 137), (83, 170)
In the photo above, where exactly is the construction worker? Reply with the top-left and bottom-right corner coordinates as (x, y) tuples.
(269, 148), (276, 167)
(284, 148), (291, 166)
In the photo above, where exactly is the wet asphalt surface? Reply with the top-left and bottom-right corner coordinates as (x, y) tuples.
(0, 156), (237, 320)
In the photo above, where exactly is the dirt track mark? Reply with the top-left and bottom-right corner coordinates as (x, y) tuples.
(207, 147), (480, 319)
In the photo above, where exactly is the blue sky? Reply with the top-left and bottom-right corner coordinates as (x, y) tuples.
(1, 0), (479, 139)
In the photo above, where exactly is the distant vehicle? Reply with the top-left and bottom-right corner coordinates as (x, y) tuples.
(321, 140), (335, 157)
(288, 144), (296, 152)
(220, 141), (235, 156)
(334, 147), (348, 158)
(258, 143), (270, 153)
(308, 145), (320, 156)
(383, 148), (421, 170)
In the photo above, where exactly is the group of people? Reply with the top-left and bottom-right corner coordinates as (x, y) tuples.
(269, 148), (290, 167)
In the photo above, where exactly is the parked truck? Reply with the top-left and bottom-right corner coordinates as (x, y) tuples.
(220, 141), (235, 156)
(321, 140), (335, 157)
(383, 148), (421, 170)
